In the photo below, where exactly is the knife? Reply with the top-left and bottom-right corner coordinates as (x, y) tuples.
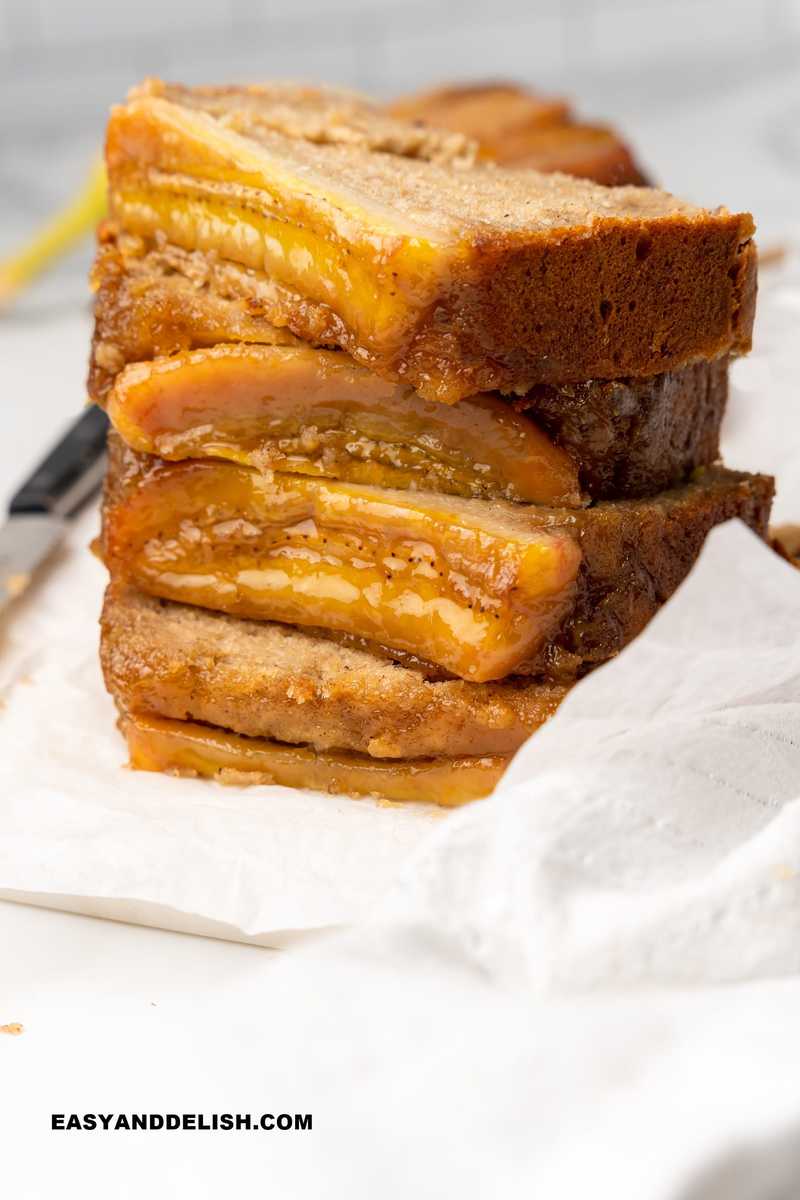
(0, 405), (109, 613)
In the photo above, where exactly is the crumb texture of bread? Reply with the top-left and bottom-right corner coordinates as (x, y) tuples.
(88, 225), (304, 402)
(103, 82), (756, 401)
(102, 585), (566, 759)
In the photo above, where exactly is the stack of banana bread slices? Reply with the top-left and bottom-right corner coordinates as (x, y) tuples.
(91, 79), (773, 806)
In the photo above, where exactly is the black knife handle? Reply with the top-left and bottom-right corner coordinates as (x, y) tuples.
(9, 405), (109, 517)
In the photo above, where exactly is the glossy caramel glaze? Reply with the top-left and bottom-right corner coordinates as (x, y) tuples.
(122, 712), (508, 805)
(500, 124), (647, 186)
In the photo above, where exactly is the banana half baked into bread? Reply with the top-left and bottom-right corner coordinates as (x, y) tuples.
(92, 79), (773, 804)
(388, 81), (649, 185)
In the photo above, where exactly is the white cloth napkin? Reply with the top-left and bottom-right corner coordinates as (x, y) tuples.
(388, 521), (800, 993)
(194, 519), (800, 1200)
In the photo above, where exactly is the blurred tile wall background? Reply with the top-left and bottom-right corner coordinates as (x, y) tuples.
(1, 0), (798, 293)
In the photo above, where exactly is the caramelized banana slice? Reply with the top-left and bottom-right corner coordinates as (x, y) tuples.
(122, 712), (507, 806)
(389, 83), (647, 185)
(101, 441), (582, 683)
(106, 343), (582, 505)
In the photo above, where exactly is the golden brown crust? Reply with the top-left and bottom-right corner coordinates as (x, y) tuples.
(500, 124), (647, 187)
(425, 220), (755, 400)
(110, 223), (755, 405)
(538, 466), (772, 678)
(519, 358), (728, 499)
(389, 82), (572, 144)
(101, 585), (566, 758)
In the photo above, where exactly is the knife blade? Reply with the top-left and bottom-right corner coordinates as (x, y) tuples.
(0, 513), (67, 606)
(0, 404), (108, 615)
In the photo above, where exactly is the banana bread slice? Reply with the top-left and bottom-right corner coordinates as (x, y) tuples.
(101, 585), (565, 760)
(94, 248), (728, 502)
(104, 80), (756, 402)
(101, 438), (774, 683)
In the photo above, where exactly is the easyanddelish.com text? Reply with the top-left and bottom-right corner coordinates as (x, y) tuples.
(51, 1112), (312, 1132)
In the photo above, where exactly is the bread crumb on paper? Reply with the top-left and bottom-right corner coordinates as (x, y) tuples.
(4, 573), (29, 599)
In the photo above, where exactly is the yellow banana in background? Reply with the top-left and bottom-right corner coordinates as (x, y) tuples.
(0, 158), (107, 308)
